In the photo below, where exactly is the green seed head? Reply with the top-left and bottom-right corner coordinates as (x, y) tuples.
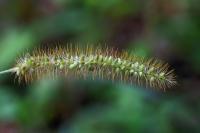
(0, 45), (176, 90)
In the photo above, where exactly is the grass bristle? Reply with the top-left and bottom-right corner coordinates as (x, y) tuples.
(7, 45), (177, 90)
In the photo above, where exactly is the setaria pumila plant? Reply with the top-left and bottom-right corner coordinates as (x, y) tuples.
(0, 45), (176, 90)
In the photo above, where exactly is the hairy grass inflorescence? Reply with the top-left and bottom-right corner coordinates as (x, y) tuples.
(0, 45), (176, 90)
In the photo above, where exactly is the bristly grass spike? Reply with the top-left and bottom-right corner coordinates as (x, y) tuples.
(0, 45), (176, 90)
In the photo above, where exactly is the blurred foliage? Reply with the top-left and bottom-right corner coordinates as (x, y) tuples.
(0, 0), (199, 132)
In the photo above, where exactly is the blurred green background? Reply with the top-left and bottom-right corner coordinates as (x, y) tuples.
(0, 0), (199, 132)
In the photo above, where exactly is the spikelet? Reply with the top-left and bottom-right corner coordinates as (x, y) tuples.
(0, 45), (176, 90)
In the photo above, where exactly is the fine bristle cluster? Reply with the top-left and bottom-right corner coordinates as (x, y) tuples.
(11, 45), (176, 90)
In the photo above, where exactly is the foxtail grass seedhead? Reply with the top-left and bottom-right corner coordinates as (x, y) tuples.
(0, 45), (176, 90)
